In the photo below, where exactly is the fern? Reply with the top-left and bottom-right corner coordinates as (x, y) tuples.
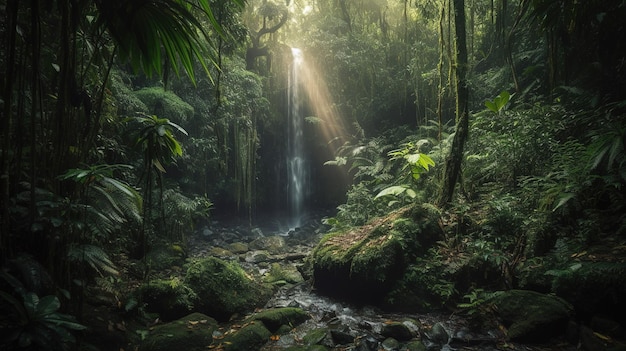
(68, 244), (119, 277)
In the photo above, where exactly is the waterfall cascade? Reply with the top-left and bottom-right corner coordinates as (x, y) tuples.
(287, 48), (307, 228)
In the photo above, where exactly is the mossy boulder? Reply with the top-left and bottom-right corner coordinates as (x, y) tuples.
(221, 321), (272, 351)
(137, 279), (195, 321)
(249, 235), (287, 254)
(139, 313), (217, 351)
(247, 307), (310, 333)
(311, 205), (441, 303)
(184, 257), (272, 321)
(263, 262), (304, 286)
(493, 289), (574, 342)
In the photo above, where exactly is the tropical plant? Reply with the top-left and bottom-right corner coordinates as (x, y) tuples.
(0, 271), (86, 351)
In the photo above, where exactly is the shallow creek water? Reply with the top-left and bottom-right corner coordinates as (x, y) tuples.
(192, 217), (575, 351)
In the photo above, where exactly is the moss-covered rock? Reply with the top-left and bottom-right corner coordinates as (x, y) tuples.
(247, 307), (310, 333)
(184, 257), (272, 321)
(222, 321), (272, 351)
(493, 289), (573, 342)
(311, 205), (441, 303)
(263, 262), (304, 285)
(137, 279), (195, 321)
(249, 235), (287, 254)
(139, 313), (217, 351)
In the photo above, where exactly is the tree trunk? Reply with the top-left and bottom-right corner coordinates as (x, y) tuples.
(439, 0), (469, 207)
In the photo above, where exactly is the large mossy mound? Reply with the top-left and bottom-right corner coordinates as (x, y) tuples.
(493, 289), (573, 342)
(310, 205), (441, 303)
(184, 257), (272, 321)
(139, 313), (217, 351)
(137, 279), (195, 321)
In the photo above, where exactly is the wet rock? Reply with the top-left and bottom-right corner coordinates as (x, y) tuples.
(222, 320), (271, 351)
(311, 205), (442, 304)
(207, 246), (234, 258)
(381, 337), (400, 350)
(250, 235), (287, 254)
(137, 279), (195, 321)
(264, 262), (305, 285)
(227, 241), (249, 254)
(405, 340), (427, 351)
(243, 250), (271, 263)
(426, 322), (450, 345)
(492, 289), (573, 342)
(139, 313), (217, 351)
(247, 307), (310, 333)
(330, 326), (355, 345)
(303, 328), (331, 346)
(354, 334), (379, 351)
(184, 257), (272, 321)
(381, 321), (415, 341)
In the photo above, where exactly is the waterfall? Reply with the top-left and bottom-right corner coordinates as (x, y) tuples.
(287, 48), (306, 228)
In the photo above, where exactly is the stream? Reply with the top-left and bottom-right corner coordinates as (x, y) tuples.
(189, 216), (576, 351)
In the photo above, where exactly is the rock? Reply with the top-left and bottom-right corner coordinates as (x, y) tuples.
(139, 313), (217, 351)
(354, 335), (379, 351)
(311, 205), (442, 303)
(381, 337), (400, 351)
(243, 250), (271, 263)
(137, 279), (195, 321)
(228, 241), (249, 254)
(264, 262), (304, 285)
(207, 246), (234, 258)
(222, 320), (271, 351)
(250, 235), (287, 254)
(303, 328), (331, 346)
(492, 289), (573, 342)
(184, 257), (272, 321)
(427, 322), (450, 345)
(247, 307), (310, 333)
(381, 321), (414, 341)
(404, 340), (427, 351)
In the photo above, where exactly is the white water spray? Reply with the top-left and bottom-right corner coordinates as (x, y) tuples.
(287, 48), (306, 228)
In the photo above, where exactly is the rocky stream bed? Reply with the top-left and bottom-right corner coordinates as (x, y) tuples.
(88, 213), (625, 351)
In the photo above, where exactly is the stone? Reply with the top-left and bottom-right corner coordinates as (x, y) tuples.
(247, 307), (310, 333)
(381, 321), (414, 341)
(492, 289), (573, 342)
(222, 321), (271, 351)
(250, 235), (287, 254)
(137, 279), (195, 321)
(404, 340), (427, 351)
(381, 337), (400, 351)
(311, 205), (442, 304)
(139, 313), (217, 351)
(184, 257), (272, 321)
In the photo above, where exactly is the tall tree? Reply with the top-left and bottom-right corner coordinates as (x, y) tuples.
(439, 0), (469, 207)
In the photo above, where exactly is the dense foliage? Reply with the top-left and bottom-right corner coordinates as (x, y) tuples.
(1, 0), (625, 349)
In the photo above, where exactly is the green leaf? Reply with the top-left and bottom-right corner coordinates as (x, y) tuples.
(485, 100), (498, 113)
(375, 185), (408, 199)
(36, 296), (60, 317)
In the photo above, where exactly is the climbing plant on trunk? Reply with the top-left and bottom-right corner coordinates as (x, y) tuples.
(439, 0), (470, 207)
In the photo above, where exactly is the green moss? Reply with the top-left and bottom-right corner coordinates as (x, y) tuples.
(133, 87), (194, 123)
(222, 321), (271, 351)
(184, 257), (272, 321)
(302, 328), (329, 346)
(139, 313), (217, 351)
(248, 307), (309, 333)
(138, 278), (196, 321)
(263, 263), (304, 285)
